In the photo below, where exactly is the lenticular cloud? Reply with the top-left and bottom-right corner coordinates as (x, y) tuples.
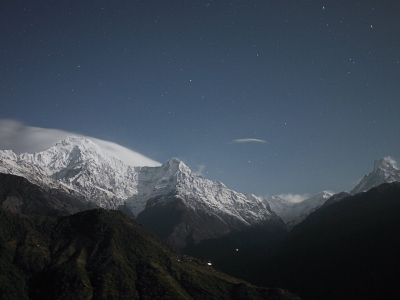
(232, 138), (267, 144)
(0, 119), (160, 167)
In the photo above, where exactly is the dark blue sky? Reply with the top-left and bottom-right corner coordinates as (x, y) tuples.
(1, 0), (400, 196)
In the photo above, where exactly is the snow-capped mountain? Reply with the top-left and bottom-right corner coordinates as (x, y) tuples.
(350, 157), (400, 194)
(0, 136), (138, 208)
(265, 191), (334, 229)
(284, 191), (334, 229)
(265, 195), (297, 223)
(0, 136), (280, 247)
(131, 157), (274, 224)
(265, 156), (400, 230)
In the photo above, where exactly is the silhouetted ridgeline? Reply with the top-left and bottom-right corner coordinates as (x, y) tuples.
(255, 182), (400, 300)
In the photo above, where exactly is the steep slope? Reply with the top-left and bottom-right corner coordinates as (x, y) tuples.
(257, 182), (400, 300)
(264, 196), (295, 223)
(134, 158), (276, 227)
(350, 156), (400, 194)
(283, 191), (333, 229)
(0, 173), (98, 217)
(0, 208), (300, 300)
(136, 158), (284, 249)
(319, 191), (351, 207)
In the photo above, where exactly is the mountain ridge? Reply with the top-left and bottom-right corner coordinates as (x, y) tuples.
(266, 157), (400, 228)
(2, 137), (399, 242)
(0, 206), (299, 300)
(2, 137), (399, 249)
(257, 182), (400, 300)
(1, 136), (400, 299)
(0, 136), (282, 249)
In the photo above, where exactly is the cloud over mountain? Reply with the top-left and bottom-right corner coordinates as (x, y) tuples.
(277, 193), (310, 203)
(0, 119), (160, 167)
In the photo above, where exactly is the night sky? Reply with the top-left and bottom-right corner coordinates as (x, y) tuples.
(1, 0), (400, 198)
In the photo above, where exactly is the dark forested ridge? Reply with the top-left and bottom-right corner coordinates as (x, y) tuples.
(255, 182), (400, 300)
(0, 205), (299, 300)
(0, 173), (98, 217)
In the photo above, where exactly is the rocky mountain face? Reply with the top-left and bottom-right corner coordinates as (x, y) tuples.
(0, 136), (283, 249)
(350, 156), (400, 194)
(135, 162), (285, 248)
(0, 207), (300, 300)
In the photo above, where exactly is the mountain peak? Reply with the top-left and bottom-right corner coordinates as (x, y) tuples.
(374, 156), (398, 172)
(54, 136), (104, 156)
(164, 157), (192, 175)
(351, 156), (400, 194)
(166, 157), (183, 167)
(56, 135), (92, 146)
(0, 136), (137, 209)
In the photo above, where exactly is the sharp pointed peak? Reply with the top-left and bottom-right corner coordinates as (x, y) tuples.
(374, 156), (398, 171)
(163, 157), (191, 172)
(350, 156), (400, 194)
(167, 157), (182, 164)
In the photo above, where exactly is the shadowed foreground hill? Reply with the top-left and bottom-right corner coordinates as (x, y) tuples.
(0, 208), (299, 300)
(0, 173), (98, 217)
(257, 182), (400, 300)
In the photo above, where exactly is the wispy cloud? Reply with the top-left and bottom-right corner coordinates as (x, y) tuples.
(0, 119), (161, 167)
(277, 193), (310, 203)
(193, 164), (206, 176)
(232, 138), (267, 144)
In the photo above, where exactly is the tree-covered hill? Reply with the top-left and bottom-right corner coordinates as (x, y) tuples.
(0, 207), (299, 300)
